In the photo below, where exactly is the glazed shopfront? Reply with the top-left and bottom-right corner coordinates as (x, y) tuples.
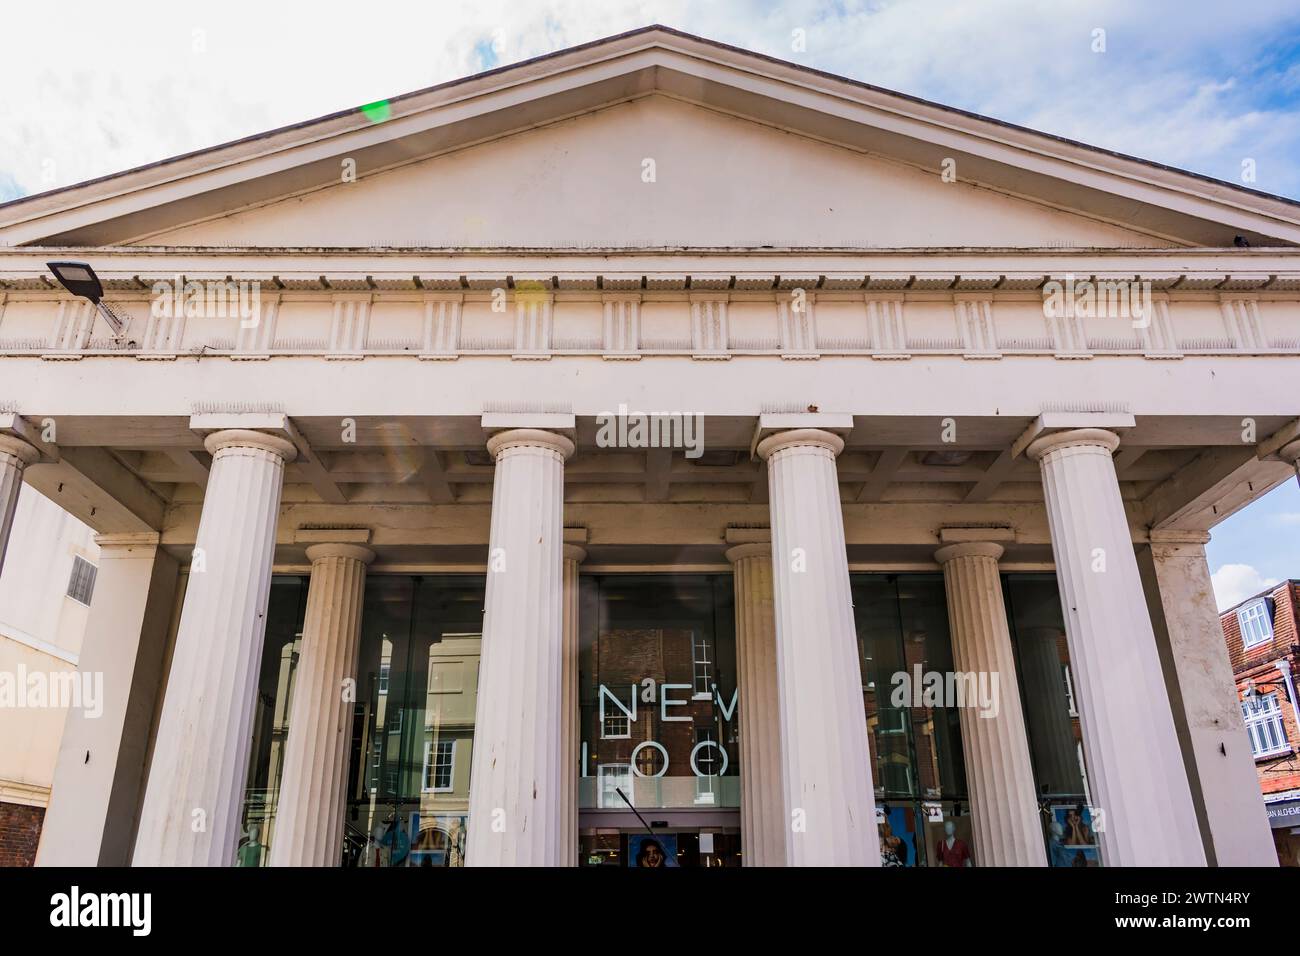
(235, 571), (1096, 868)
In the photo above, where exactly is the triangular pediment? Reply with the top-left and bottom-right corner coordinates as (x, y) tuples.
(142, 96), (1172, 249)
(2, 25), (1298, 248)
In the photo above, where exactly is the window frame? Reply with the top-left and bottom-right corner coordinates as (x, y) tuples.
(421, 738), (457, 793)
(1238, 599), (1275, 651)
(1242, 693), (1290, 759)
(66, 555), (98, 606)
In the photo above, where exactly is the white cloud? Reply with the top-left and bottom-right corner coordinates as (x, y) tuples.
(1211, 563), (1279, 611)
(2, 0), (1299, 201)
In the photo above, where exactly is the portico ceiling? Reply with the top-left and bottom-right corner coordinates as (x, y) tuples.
(9, 411), (1293, 566)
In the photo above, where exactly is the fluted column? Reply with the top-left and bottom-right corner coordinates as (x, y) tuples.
(0, 434), (38, 579)
(132, 429), (296, 866)
(466, 428), (573, 866)
(1028, 428), (1204, 866)
(935, 542), (1046, 866)
(268, 543), (374, 866)
(561, 543), (585, 867)
(726, 543), (786, 867)
(756, 428), (878, 866)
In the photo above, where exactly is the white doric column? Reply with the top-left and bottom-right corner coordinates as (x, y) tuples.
(756, 428), (878, 866)
(934, 542), (1046, 867)
(466, 428), (573, 866)
(132, 429), (296, 866)
(268, 542), (374, 867)
(561, 543), (585, 867)
(1027, 428), (1204, 866)
(0, 434), (38, 579)
(726, 542), (787, 867)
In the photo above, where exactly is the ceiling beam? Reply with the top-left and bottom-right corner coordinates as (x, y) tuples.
(163, 448), (209, 489)
(856, 448), (908, 502)
(963, 449), (1017, 502)
(645, 449), (673, 502)
(415, 448), (455, 504)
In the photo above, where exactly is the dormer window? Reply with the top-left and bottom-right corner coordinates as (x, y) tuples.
(1238, 599), (1275, 650)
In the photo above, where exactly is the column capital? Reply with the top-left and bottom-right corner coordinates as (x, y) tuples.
(486, 428), (575, 461)
(304, 542), (375, 564)
(725, 542), (772, 563)
(934, 541), (1004, 564)
(1148, 529), (1211, 550)
(93, 532), (161, 551)
(203, 429), (297, 461)
(0, 434), (39, 465)
(755, 428), (844, 460)
(1025, 427), (1120, 461)
(562, 544), (587, 563)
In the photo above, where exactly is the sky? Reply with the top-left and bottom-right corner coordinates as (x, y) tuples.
(1, 0), (1298, 606)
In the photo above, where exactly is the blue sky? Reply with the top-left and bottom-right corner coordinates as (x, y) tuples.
(1, 0), (1297, 603)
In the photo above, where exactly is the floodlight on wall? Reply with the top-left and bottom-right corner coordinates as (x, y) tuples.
(46, 260), (129, 337)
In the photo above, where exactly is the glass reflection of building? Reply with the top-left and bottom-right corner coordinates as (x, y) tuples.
(238, 569), (1091, 867)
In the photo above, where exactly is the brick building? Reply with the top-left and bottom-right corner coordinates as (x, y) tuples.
(1222, 580), (1300, 865)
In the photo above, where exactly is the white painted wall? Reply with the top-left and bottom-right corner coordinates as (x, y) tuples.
(0, 489), (98, 805)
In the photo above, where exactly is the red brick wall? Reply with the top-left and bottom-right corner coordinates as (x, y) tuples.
(1224, 581), (1299, 669)
(1223, 582), (1300, 797)
(0, 802), (44, 867)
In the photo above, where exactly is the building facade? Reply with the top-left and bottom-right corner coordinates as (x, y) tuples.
(0, 26), (1295, 867)
(0, 491), (97, 865)
(1221, 580), (1300, 865)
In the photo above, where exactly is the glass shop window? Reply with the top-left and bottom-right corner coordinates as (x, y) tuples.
(578, 574), (740, 812)
(1004, 574), (1102, 868)
(851, 574), (969, 866)
(238, 574), (486, 868)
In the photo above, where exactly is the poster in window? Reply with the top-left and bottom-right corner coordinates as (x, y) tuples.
(628, 833), (678, 867)
(1049, 804), (1100, 867)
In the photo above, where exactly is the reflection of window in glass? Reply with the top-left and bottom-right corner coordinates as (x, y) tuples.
(1242, 694), (1290, 758)
(692, 634), (713, 698)
(1238, 600), (1275, 650)
(694, 729), (719, 804)
(598, 764), (632, 808)
(378, 661), (390, 694)
(422, 739), (456, 791)
(602, 713), (630, 739)
(1062, 664), (1078, 717)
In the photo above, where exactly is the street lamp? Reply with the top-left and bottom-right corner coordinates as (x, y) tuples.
(46, 260), (130, 337)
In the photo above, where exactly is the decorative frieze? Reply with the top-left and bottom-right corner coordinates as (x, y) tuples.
(45, 300), (96, 358)
(420, 293), (462, 360)
(232, 294), (279, 359)
(513, 289), (553, 359)
(866, 295), (909, 359)
(7, 289), (1300, 363)
(776, 291), (817, 359)
(1220, 296), (1267, 351)
(602, 294), (640, 359)
(690, 294), (729, 359)
(327, 294), (371, 359)
(1139, 296), (1181, 358)
(954, 296), (1000, 358)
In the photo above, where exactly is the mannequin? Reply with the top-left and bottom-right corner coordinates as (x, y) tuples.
(934, 819), (973, 867)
